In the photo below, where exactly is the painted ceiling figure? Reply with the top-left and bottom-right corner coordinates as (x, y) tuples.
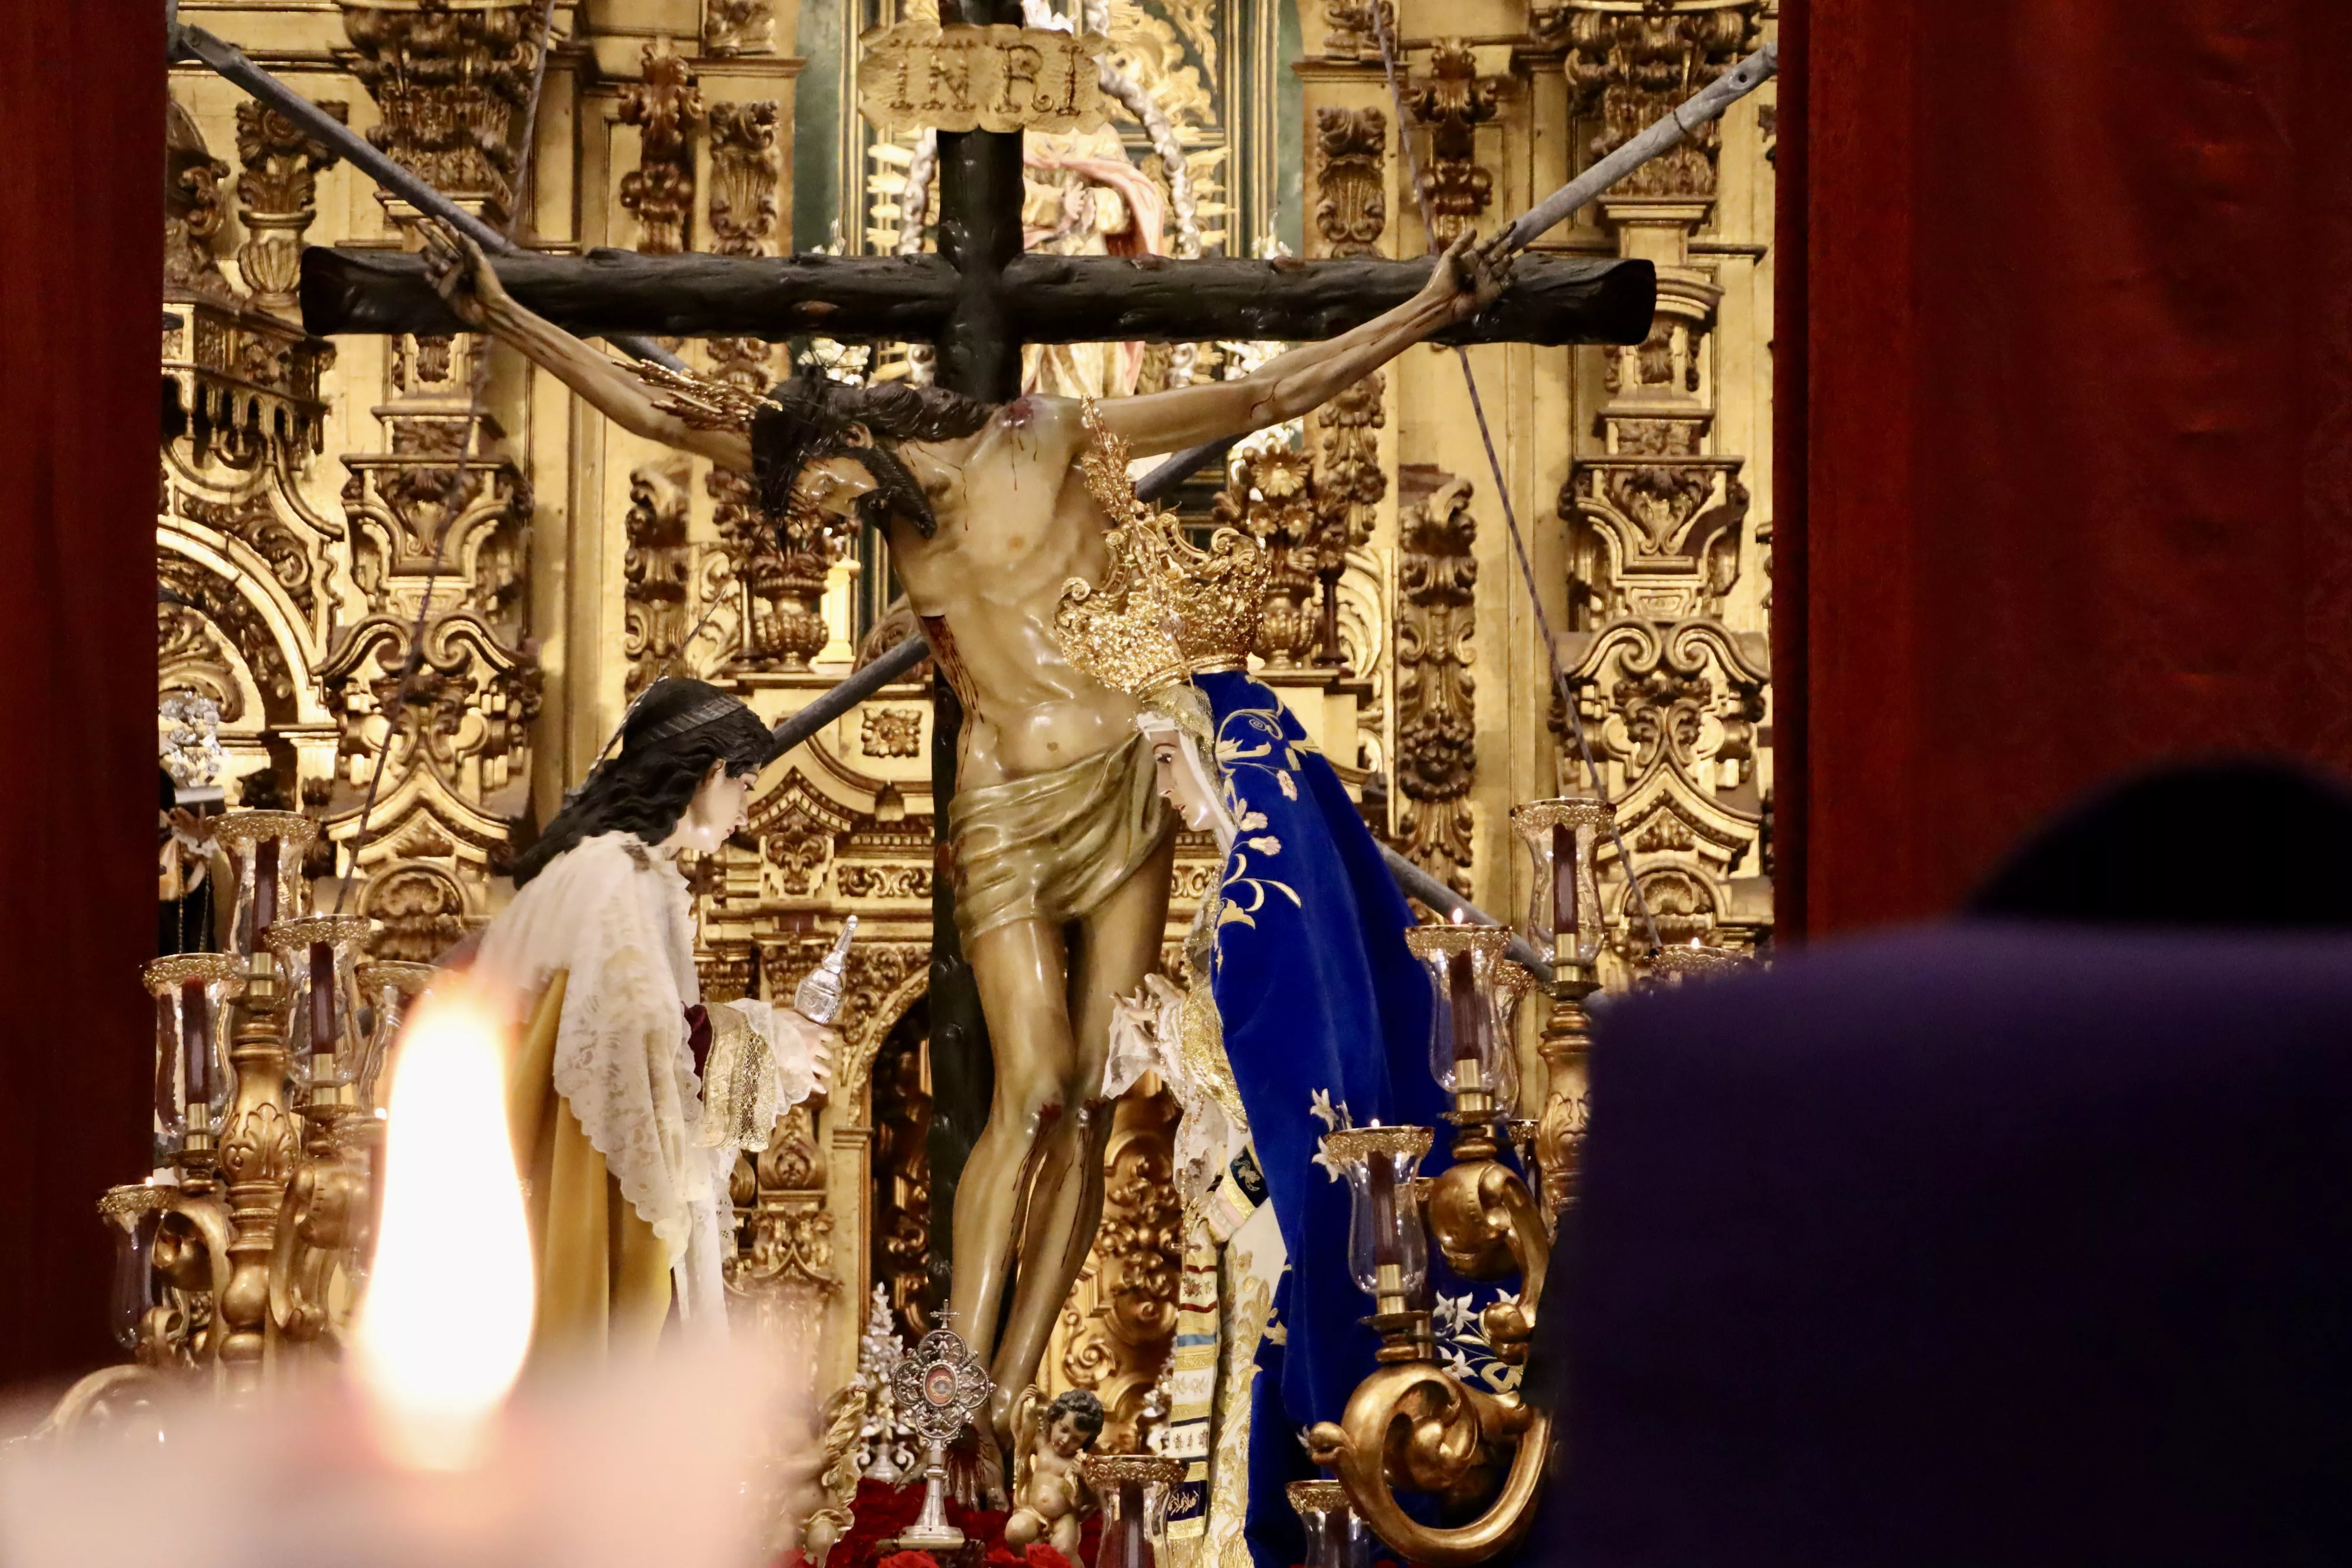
(469, 678), (838, 1366)
(419, 217), (1510, 1492)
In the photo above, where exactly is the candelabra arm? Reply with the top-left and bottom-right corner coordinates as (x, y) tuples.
(1307, 1361), (1551, 1567)
(267, 1113), (377, 1351)
(1424, 1149), (1550, 1324)
(153, 1191), (236, 1366)
(28, 1364), (169, 1443)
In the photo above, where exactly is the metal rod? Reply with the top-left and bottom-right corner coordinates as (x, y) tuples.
(1135, 435), (1236, 503)
(166, 21), (690, 374)
(1502, 41), (1778, 256)
(767, 633), (930, 757)
(1379, 844), (1553, 984)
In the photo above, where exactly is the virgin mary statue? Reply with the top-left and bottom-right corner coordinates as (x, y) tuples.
(1058, 411), (1452, 1568)
(471, 678), (837, 1364)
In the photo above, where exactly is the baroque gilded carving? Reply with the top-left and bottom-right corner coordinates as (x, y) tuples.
(703, 0), (776, 57)
(337, 0), (547, 224)
(160, 100), (348, 822)
(1308, 107), (1389, 672)
(761, 937), (933, 1108)
(861, 707), (923, 759)
(362, 863), (469, 962)
(1213, 449), (1321, 669)
(1557, 3), (1758, 201)
(838, 864), (932, 900)
(1563, 455), (1749, 622)
(731, 1103), (838, 1295)
(1321, 0), (1396, 63)
(1396, 468), (1478, 895)
(709, 100), (782, 257)
(165, 98), (236, 306)
(1314, 375), (1385, 666)
(325, 332), (538, 941)
(1543, 1), (1771, 955)
(1404, 40), (1500, 247)
(870, 1010), (936, 1337)
(620, 39), (708, 255)
(700, 335), (841, 672)
(1553, 618), (1768, 955)
(1312, 107), (1386, 259)
(233, 101), (345, 312)
(624, 455), (696, 697)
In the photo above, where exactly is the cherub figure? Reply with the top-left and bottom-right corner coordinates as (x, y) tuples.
(1004, 1387), (1105, 1559)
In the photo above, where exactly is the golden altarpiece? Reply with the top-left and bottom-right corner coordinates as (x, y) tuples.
(158, 0), (1772, 1478)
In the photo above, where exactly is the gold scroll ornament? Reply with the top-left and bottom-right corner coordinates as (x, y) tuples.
(855, 22), (1109, 135)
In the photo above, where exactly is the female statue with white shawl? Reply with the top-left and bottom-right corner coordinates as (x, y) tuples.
(474, 678), (837, 1364)
(1063, 419), (1450, 1568)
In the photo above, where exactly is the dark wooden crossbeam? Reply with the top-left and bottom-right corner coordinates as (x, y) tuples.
(300, 248), (1657, 349)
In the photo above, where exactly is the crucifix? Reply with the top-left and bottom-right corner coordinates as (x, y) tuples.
(273, 0), (1656, 1484)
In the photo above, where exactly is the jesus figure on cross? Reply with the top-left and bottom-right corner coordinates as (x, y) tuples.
(421, 217), (1509, 1474)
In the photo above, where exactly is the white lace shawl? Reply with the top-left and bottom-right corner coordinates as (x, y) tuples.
(474, 832), (733, 1332)
(1105, 974), (1239, 1207)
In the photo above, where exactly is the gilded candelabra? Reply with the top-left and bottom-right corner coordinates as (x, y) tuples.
(1302, 797), (1641, 1564)
(1512, 798), (1613, 1225)
(50, 811), (427, 1430)
(1303, 919), (1554, 1566)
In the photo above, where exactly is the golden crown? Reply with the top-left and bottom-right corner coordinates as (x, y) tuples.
(1054, 402), (1270, 697)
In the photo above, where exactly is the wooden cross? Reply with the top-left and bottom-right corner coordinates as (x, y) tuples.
(296, 13), (1654, 403)
(287, 0), (1653, 1292)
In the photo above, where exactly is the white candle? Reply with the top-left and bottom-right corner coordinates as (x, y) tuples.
(354, 982), (534, 1471)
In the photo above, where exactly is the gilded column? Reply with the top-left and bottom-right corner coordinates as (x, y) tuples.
(325, 0), (545, 958)
(1544, 1), (1774, 964)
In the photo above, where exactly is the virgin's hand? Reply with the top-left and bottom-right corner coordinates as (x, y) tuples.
(806, 1025), (840, 1097)
(418, 217), (505, 329)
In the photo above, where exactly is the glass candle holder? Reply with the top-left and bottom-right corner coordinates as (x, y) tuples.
(1321, 1124), (1433, 1311)
(264, 914), (377, 1098)
(1646, 939), (1750, 987)
(1402, 922), (1515, 1111)
(213, 810), (316, 961)
(1288, 1480), (1375, 1568)
(354, 961), (436, 1112)
(1510, 798), (1615, 969)
(142, 952), (246, 1151)
(1080, 1455), (1186, 1568)
(1488, 958), (1539, 1109)
(97, 1184), (169, 1351)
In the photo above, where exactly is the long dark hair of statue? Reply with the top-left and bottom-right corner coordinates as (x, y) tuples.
(511, 678), (774, 886)
(753, 375), (994, 538)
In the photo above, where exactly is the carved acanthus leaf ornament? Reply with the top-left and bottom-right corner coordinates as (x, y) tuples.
(620, 40), (708, 255)
(1405, 40), (1500, 246)
(1397, 470), (1478, 895)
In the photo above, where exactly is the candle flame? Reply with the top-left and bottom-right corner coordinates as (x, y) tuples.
(1450, 907), (1466, 926)
(354, 983), (534, 1471)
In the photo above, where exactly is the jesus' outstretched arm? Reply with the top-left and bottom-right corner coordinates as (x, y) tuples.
(420, 214), (1506, 466)
(1090, 227), (1513, 455)
(417, 219), (757, 473)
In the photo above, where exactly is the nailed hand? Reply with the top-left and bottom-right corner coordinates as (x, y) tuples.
(1428, 228), (1515, 325)
(417, 217), (507, 330)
